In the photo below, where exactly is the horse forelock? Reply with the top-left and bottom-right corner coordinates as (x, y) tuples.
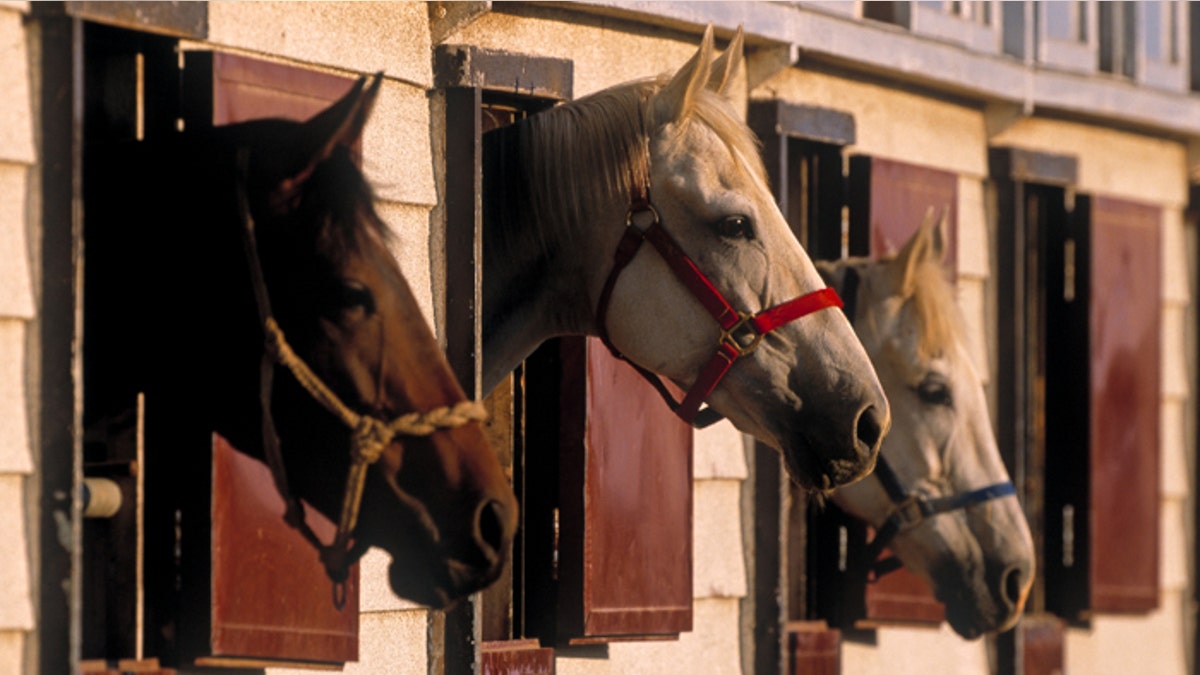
(275, 146), (393, 268)
(894, 258), (964, 361)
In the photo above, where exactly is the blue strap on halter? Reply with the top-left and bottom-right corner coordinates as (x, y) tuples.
(864, 453), (1016, 579)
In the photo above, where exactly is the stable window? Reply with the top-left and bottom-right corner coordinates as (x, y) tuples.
(747, 100), (857, 673)
(837, 156), (959, 632)
(912, 0), (1001, 53)
(81, 39), (364, 670)
(1099, 0), (1186, 89)
(1038, 0), (1098, 74)
(990, 147), (1162, 674)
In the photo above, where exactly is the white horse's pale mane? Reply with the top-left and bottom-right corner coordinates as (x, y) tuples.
(510, 77), (767, 252)
(887, 256), (964, 360)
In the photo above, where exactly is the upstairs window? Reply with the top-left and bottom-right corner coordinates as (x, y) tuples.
(1038, 0), (1097, 73)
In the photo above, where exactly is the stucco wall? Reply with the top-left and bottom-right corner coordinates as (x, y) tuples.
(0, 3), (36, 673)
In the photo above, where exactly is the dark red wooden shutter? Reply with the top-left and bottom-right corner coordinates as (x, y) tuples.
(849, 155), (957, 274)
(1020, 614), (1066, 675)
(787, 622), (841, 675)
(480, 639), (555, 675)
(557, 337), (693, 642)
(208, 435), (358, 662)
(1088, 196), (1161, 613)
(182, 51), (361, 666)
(848, 156), (958, 627)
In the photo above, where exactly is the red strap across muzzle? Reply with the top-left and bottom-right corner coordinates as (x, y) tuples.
(595, 202), (843, 427)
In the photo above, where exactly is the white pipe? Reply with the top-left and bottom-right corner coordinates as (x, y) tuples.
(82, 477), (123, 519)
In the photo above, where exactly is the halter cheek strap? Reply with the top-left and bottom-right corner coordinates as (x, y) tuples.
(595, 198), (842, 428)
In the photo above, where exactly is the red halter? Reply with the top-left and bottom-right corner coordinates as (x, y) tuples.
(594, 192), (843, 428)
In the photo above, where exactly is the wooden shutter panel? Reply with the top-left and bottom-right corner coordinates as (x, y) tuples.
(566, 338), (693, 640)
(1020, 615), (1066, 675)
(180, 51), (361, 666)
(787, 622), (841, 675)
(848, 156), (957, 627)
(1088, 196), (1161, 613)
(527, 337), (693, 644)
(848, 155), (957, 274)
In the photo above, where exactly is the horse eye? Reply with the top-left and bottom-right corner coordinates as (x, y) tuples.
(717, 215), (754, 240)
(916, 375), (953, 407)
(335, 280), (376, 316)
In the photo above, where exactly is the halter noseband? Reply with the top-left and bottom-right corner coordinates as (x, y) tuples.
(840, 266), (1016, 580)
(235, 151), (486, 607)
(595, 187), (843, 428)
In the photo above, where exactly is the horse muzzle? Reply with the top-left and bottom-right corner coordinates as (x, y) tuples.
(782, 400), (888, 491)
(934, 554), (1033, 639)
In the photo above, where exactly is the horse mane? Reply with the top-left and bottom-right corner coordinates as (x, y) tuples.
(489, 76), (767, 260)
(895, 257), (964, 361)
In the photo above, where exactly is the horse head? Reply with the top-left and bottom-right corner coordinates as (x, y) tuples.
(89, 75), (518, 609)
(235, 76), (518, 608)
(483, 27), (889, 490)
(818, 212), (1035, 638)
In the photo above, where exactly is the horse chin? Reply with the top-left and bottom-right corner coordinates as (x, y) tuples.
(383, 546), (506, 610)
(780, 438), (877, 493)
(930, 557), (1022, 640)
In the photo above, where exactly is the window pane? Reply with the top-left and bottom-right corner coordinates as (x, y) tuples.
(1121, 0), (1137, 76)
(1003, 1), (1026, 59)
(1144, 0), (1162, 60)
(1046, 1), (1072, 39)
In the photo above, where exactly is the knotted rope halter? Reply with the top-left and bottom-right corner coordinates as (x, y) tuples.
(235, 151), (486, 607)
(595, 172), (843, 428)
(839, 265), (1015, 580)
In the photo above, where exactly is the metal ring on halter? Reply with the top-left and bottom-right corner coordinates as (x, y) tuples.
(626, 202), (660, 229)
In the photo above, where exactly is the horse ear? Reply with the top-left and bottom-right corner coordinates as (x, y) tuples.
(892, 207), (939, 297)
(655, 25), (715, 125)
(709, 26), (748, 120)
(931, 206), (950, 264)
(272, 73), (383, 208)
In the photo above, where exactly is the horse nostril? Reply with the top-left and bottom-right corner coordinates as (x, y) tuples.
(1001, 563), (1027, 609)
(475, 499), (508, 562)
(855, 404), (886, 456)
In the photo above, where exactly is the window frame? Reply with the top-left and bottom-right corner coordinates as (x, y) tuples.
(746, 99), (857, 670)
(911, 0), (1003, 53)
(1038, 0), (1099, 75)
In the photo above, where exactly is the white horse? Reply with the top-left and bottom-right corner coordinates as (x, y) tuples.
(818, 215), (1035, 638)
(481, 27), (890, 490)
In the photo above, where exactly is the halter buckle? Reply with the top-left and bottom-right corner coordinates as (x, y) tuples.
(719, 311), (765, 357)
(892, 496), (926, 531)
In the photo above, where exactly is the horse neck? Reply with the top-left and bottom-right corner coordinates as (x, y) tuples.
(480, 118), (627, 393)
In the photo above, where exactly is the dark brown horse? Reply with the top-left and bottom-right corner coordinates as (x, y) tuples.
(83, 75), (516, 610)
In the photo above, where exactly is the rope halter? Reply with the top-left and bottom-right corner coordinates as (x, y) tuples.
(235, 151), (486, 607)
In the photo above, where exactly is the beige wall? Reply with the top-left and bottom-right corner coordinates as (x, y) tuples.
(0, 3), (36, 673)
